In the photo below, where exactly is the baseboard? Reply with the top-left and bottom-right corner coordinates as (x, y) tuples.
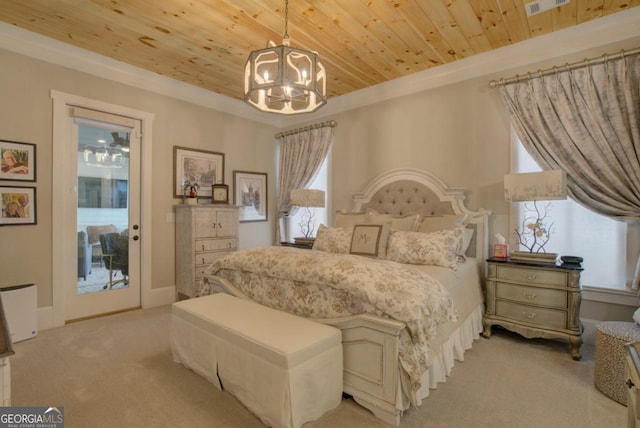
(582, 318), (598, 346)
(36, 285), (176, 332)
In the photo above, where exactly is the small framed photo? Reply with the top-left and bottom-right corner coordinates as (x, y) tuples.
(233, 170), (267, 222)
(173, 146), (224, 199)
(0, 140), (36, 182)
(0, 186), (36, 226)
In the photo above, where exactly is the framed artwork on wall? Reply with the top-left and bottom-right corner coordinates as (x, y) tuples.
(0, 140), (36, 182)
(0, 186), (36, 225)
(173, 146), (224, 199)
(233, 170), (267, 222)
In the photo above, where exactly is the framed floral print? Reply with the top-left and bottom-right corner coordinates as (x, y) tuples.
(173, 146), (224, 199)
(0, 140), (36, 182)
(233, 170), (267, 222)
(0, 186), (36, 225)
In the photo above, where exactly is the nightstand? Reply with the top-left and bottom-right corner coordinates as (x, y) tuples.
(483, 257), (583, 360)
(280, 241), (314, 250)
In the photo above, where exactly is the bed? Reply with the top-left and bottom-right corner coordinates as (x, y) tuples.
(198, 168), (491, 426)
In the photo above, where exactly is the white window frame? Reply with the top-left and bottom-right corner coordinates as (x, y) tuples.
(510, 129), (639, 304)
(285, 156), (329, 241)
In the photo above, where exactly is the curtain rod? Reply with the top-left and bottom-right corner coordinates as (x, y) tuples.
(489, 47), (640, 88)
(275, 120), (337, 138)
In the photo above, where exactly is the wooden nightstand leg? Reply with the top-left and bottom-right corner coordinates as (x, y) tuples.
(570, 336), (582, 360)
(482, 319), (493, 338)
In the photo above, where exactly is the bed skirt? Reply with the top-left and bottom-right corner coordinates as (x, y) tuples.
(404, 303), (484, 410)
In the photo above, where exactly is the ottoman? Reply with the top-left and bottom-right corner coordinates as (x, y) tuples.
(171, 293), (343, 428)
(595, 321), (640, 405)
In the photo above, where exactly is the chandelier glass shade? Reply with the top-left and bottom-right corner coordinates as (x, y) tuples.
(244, 1), (326, 114)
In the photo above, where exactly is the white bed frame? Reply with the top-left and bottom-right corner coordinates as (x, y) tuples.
(203, 168), (490, 426)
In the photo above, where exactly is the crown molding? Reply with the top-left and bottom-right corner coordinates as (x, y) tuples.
(1, 7), (639, 128)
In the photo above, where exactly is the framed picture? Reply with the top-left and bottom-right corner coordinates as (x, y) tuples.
(0, 186), (36, 225)
(0, 140), (36, 182)
(173, 146), (224, 199)
(233, 170), (267, 222)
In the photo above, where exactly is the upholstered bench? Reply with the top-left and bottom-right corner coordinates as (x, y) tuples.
(170, 293), (343, 428)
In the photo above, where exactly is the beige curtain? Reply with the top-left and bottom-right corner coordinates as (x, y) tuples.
(274, 122), (336, 245)
(498, 52), (640, 287)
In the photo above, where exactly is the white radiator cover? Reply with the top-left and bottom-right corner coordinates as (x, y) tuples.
(0, 284), (37, 343)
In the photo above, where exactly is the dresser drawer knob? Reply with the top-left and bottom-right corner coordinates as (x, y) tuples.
(524, 292), (537, 300)
(522, 311), (537, 319)
(524, 273), (537, 281)
(628, 379), (635, 389)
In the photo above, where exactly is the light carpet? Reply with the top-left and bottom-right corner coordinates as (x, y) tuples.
(10, 305), (626, 427)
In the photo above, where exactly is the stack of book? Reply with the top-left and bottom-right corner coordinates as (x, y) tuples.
(509, 251), (558, 264)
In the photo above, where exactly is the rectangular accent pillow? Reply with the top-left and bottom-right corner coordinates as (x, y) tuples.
(366, 209), (421, 232)
(313, 224), (352, 254)
(350, 223), (391, 259)
(386, 227), (464, 268)
(334, 210), (367, 229)
(417, 215), (463, 233)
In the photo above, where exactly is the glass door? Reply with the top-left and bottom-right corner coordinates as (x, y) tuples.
(65, 108), (141, 321)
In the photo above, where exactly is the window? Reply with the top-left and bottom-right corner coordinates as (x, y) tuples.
(511, 133), (638, 291)
(286, 156), (328, 241)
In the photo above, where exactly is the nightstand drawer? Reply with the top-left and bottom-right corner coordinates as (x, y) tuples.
(496, 282), (567, 309)
(496, 265), (567, 287)
(496, 301), (566, 329)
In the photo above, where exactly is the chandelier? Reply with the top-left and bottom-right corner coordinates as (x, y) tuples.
(244, 0), (326, 115)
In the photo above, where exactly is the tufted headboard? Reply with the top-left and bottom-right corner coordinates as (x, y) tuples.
(350, 168), (491, 260)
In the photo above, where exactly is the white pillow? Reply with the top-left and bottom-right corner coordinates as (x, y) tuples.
(386, 227), (464, 268)
(366, 209), (421, 232)
(417, 215), (463, 233)
(313, 224), (352, 254)
(350, 223), (391, 259)
(334, 210), (367, 229)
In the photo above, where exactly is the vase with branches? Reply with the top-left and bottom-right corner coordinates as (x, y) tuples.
(514, 201), (555, 253)
(297, 207), (316, 239)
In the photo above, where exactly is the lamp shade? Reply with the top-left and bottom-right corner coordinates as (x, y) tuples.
(504, 170), (567, 202)
(290, 189), (325, 207)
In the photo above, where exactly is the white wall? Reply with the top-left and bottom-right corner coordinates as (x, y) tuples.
(0, 48), (277, 308)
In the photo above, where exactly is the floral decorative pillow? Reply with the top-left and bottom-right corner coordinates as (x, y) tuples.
(386, 227), (464, 268)
(366, 209), (421, 232)
(350, 223), (391, 259)
(313, 224), (352, 254)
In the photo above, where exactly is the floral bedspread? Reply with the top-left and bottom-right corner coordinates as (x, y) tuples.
(203, 246), (457, 396)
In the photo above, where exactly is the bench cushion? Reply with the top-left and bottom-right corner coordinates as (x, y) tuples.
(171, 293), (343, 428)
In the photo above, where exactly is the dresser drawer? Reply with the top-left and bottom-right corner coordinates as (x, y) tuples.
(496, 300), (566, 329)
(495, 265), (567, 287)
(194, 251), (234, 276)
(496, 282), (567, 309)
(194, 251), (232, 267)
(195, 238), (237, 252)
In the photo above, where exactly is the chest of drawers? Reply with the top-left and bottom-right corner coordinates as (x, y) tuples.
(483, 258), (583, 360)
(627, 342), (640, 427)
(175, 205), (239, 300)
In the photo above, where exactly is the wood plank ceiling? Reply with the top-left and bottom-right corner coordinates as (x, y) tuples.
(0, 0), (638, 101)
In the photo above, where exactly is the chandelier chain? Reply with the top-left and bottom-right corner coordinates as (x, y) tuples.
(283, 0), (289, 39)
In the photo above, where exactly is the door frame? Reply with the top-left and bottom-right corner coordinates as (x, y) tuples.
(51, 90), (154, 327)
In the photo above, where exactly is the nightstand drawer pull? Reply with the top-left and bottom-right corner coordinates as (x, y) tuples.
(524, 273), (537, 281)
(522, 311), (537, 319)
(524, 292), (537, 300)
